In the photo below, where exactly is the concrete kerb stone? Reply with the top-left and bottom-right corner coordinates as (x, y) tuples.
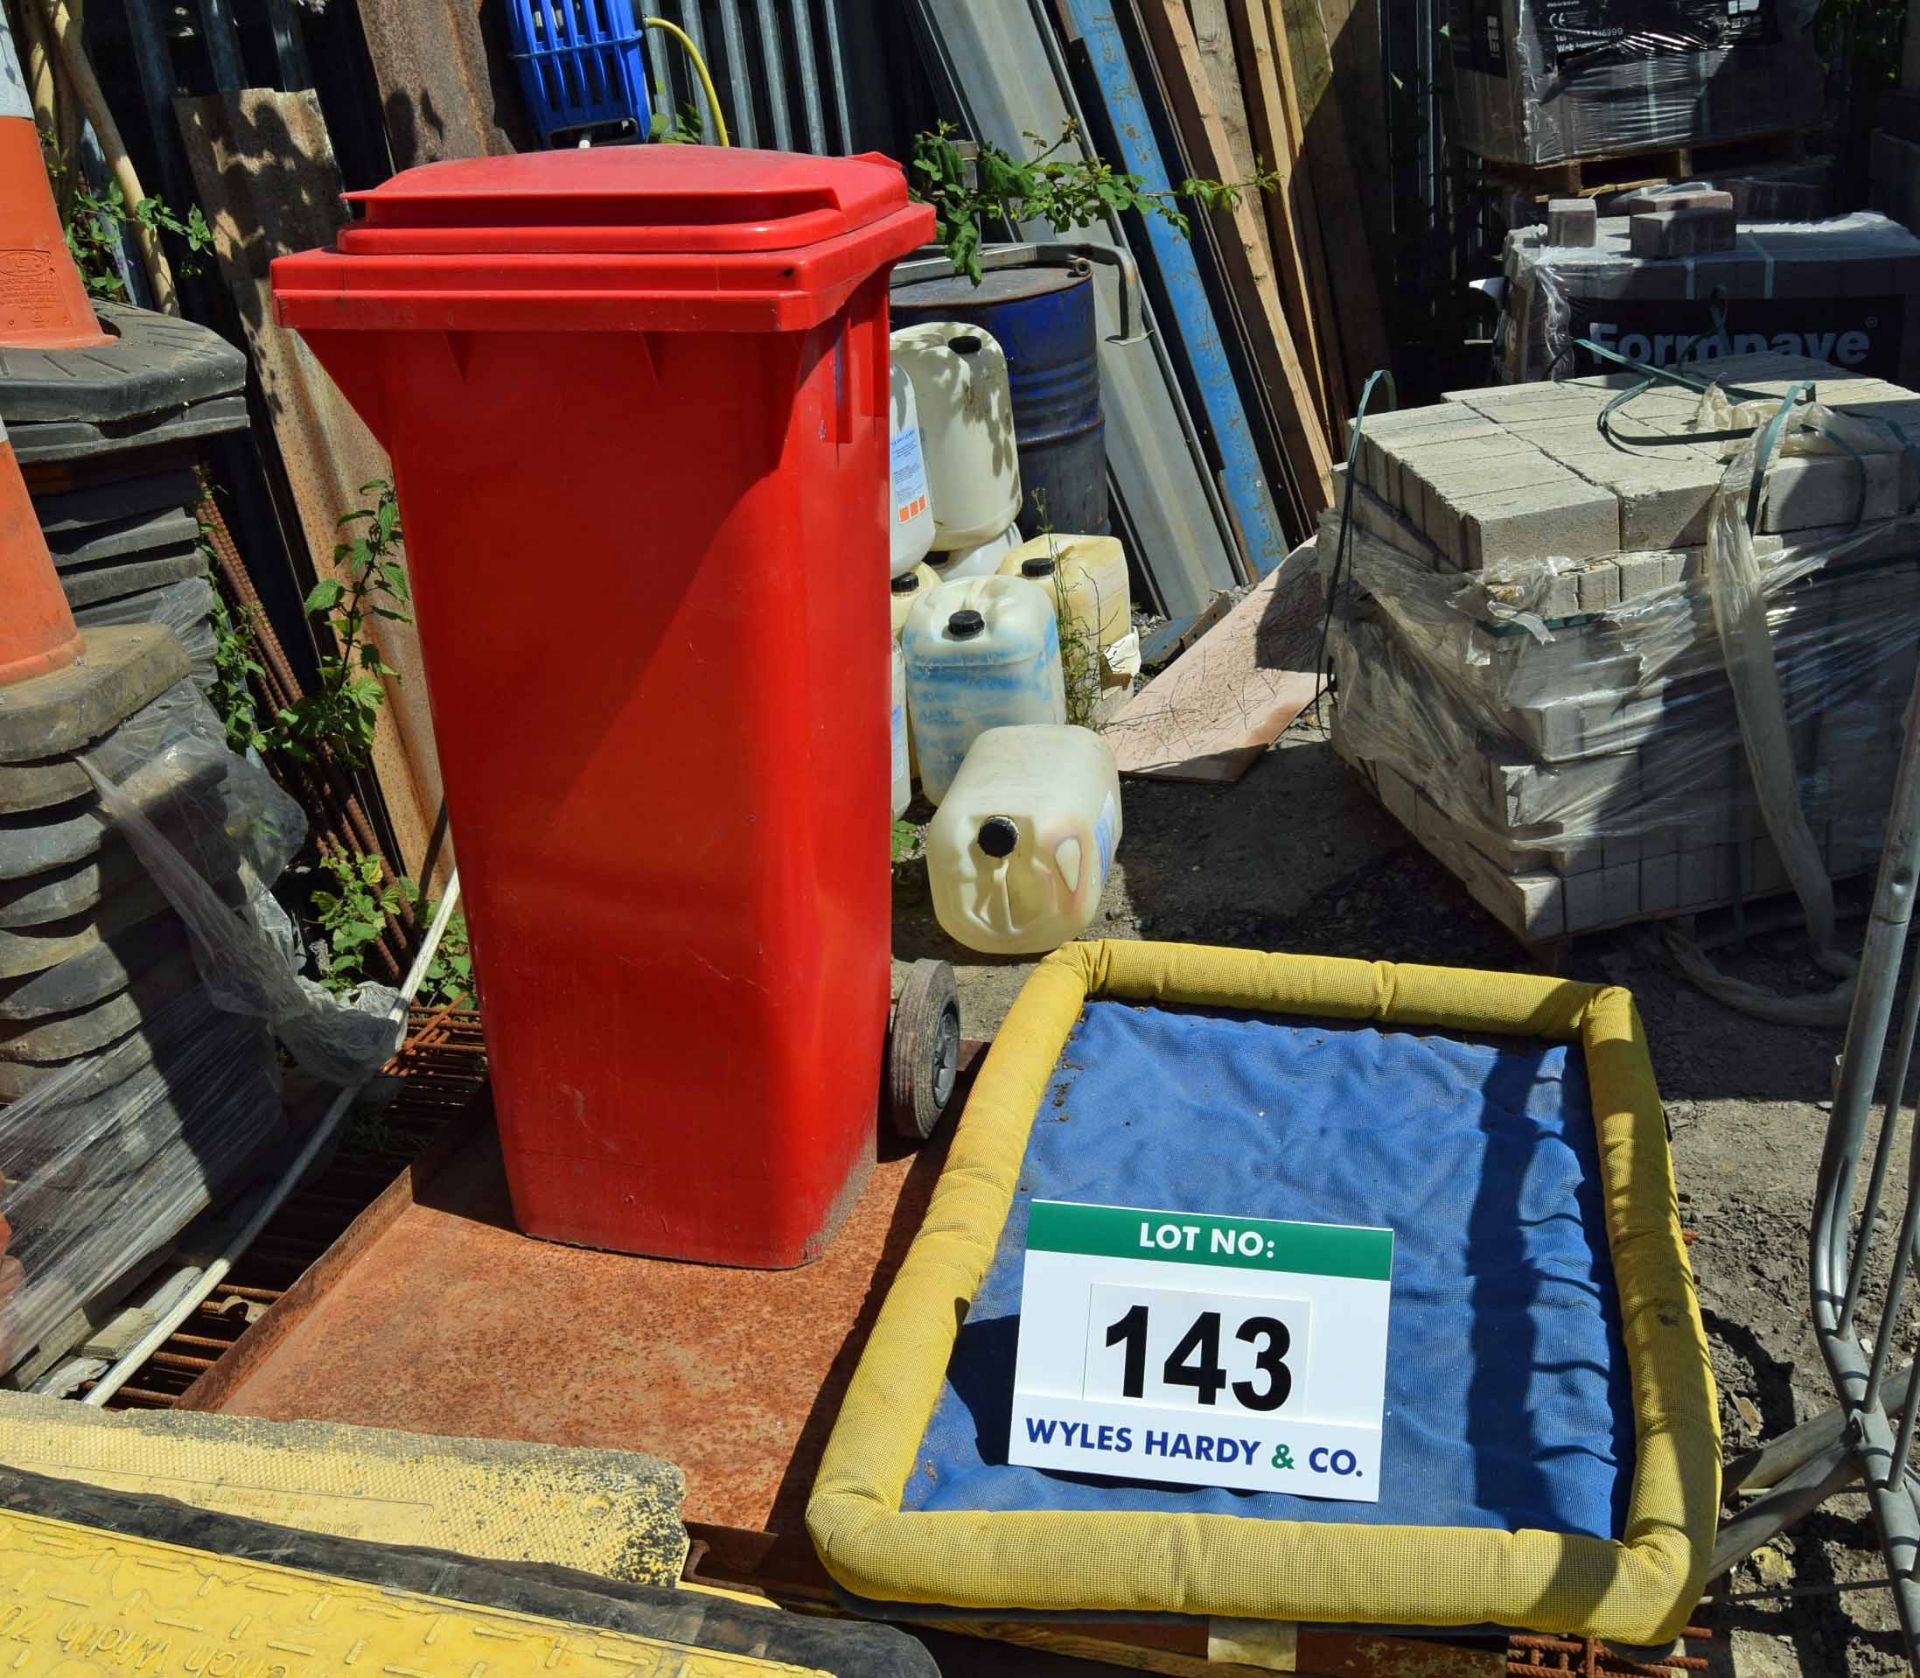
(1457, 479), (1621, 569)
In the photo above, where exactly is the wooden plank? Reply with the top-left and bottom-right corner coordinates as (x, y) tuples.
(174, 90), (445, 880)
(1137, 0), (1335, 509)
(1227, 0), (1334, 442)
(1185, 0), (1273, 273)
(1275, 0), (1391, 407)
(1265, 0), (1352, 423)
(1106, 556), (1323, 783)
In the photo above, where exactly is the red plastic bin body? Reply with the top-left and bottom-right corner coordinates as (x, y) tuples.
(272, 149), (932, 1266)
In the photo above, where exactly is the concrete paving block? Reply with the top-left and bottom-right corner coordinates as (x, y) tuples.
(1457, 479), (1621, 569)
(1759, 450), (1903, 532)
(1563, 868), (1608, 931)
(1459, 856), (1566, 943)
(1640, 852), (1681, 915)
(1677, 843), (1738, 909)
(1532, 437), (1726, 550)
(1385, 430), (1536, 517)
(1630, 205), (1737, 259)
(1602, 830), (1644, 868)
(1357, 409), (1501, 498)
(1543, 840), (1604, 876)
(1602, 860), (1641, 924)
(1574, 560), (1623, 613)
(1548, 198), (1597, 248)
(1444, 382), (1601, 423)
(1610, 549), (1687, 604)
(1347, 482), (1435, 562)
(1615, 184), (1735, 216)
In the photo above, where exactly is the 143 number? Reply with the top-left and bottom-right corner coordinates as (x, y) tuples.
(1103, 1304), (1292, 1411)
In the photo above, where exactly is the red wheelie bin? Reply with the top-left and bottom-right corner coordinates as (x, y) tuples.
(273, 148), (946, 1266)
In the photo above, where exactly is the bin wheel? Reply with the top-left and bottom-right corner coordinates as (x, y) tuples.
(888, 959), (960, 1142)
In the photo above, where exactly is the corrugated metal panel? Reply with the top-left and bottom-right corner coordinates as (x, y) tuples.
(353, 0), (529, 168)
(652, 0), (864, 155)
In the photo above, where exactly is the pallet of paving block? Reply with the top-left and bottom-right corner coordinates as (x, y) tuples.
(1361, 752), (1880, 950)
(1482, 129), (1808, 204)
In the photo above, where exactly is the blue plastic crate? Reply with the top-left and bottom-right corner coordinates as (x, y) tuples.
(503, 0), (653, 146)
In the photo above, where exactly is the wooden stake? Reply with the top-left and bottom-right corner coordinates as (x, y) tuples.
(1272, 0), (1392, 408)
(1227, 0), (1333, 443)
(1137, 0), (1334, 509)
(1186, 0), (1272, 272)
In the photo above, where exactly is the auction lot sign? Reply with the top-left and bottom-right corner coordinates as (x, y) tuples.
(1008, 1201), (1393, 1502)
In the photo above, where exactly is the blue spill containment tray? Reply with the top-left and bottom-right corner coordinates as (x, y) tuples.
(810, 944), (1718, 1644)
(903, 1000), (1632, 1539)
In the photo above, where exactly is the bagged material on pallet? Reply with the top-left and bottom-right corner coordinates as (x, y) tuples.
(0, 683), (402, 1376)
(1322, 352), (1920, 942)
(1498, 213), (1920, 386)
(1450, 0), (1822, 168)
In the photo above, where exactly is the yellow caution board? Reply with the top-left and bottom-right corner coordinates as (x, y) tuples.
(0, 1395), (685, 1587)
(0, 1507), (827, 1678)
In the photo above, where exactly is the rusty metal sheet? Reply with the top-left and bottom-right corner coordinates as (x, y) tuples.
(179, 1118), (960, 1533)
(172, 89), (445, 880)
(354, 0), (529, 168)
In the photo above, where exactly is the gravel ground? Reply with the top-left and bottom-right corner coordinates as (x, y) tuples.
(892, 703), (1911, 1677)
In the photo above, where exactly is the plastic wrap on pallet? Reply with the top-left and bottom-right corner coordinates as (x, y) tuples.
(0, 992), (283, 1372)
(1498, 213), (1920, 386)
(0, 686), (403, 1374)
(1320, 496), (1920, 871)
(1449, 0), (1822, 167)
(77, 688), (403, 1086)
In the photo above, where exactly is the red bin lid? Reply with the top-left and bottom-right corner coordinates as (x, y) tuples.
(339, 147), (914, 257)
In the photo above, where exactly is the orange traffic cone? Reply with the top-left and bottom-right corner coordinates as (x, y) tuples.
(0, 16), (108, 349)
(0, 415), (81, 686)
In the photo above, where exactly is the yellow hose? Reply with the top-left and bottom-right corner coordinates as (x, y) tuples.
(642, 17), (730, 146)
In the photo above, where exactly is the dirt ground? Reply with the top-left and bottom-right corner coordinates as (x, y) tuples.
(892, 702), (1909, 1678)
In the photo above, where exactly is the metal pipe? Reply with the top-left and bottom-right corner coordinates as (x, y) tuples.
(790, 0), (826, 152)
(1867, 1143), (1920, 1407)
(820, 0), (852, 152)
(1845, 957), (1920, 1333)
(84, 873), (463, 1407)
(263, 0), (311, 89)
(1729, 1361), (1915, 1492)
(1711, 1437), (1863, 1582)
(1813, 673), (1920, 1336)
(670, 0), (714, 137)
(749, 0), (791, 148)
(1893, 1296), (1920, 1475)
(194, 0), (244, 91)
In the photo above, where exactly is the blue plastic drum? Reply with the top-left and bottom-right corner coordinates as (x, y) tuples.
(891, 260), (1107, 538)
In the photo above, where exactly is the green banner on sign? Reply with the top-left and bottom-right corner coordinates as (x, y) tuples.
(1027, 1200), (1393, 1281)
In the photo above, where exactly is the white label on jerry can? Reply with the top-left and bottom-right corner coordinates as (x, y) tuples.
(891, 424), (930, 524)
